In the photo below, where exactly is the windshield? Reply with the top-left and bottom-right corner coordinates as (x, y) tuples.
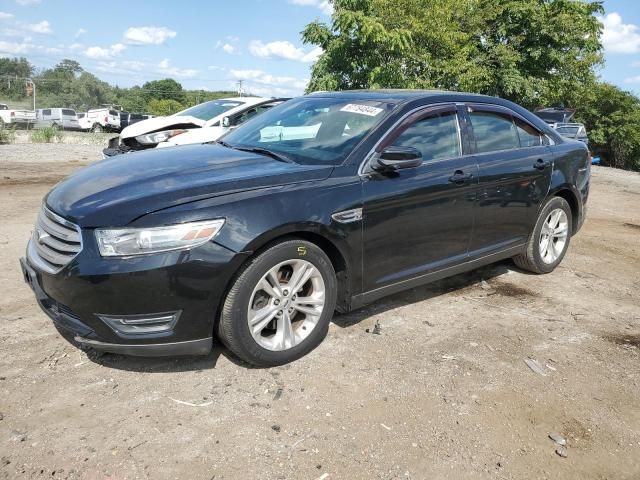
(222, 96), (395, 165)
(178, 99), (244, 121)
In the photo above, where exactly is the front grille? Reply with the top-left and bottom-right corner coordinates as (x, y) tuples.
(30, 206), (82, 274)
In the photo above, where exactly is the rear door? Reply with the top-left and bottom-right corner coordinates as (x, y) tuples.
(362, 104), (479, 292)
(465, 104), (552, 255)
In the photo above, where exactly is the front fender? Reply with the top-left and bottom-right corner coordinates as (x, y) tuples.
(135, 168), (364, 297)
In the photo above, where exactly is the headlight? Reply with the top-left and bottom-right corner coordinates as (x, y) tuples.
(135, 129), (187, 145)
(95, 219), (225, 257)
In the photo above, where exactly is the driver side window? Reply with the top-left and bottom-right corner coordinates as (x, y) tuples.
(392, 111), (461, 162)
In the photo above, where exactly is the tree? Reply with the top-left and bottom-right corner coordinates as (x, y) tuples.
(303, 0), (604, 108)
(576, 83), (640, 171)
(142, 78), (185, 103)
(0, 57), (35, 99)
(147, 98), (184, 116)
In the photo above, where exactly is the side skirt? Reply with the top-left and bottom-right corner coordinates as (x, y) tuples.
(349, 244), (525, 310)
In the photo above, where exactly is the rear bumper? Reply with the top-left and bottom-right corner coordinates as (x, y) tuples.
(7, 118), (35, 125)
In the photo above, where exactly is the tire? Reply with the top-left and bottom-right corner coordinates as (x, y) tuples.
(514, 196), (572, 274)
(218, 239), (337, 366)
(92, 123), (103, 133)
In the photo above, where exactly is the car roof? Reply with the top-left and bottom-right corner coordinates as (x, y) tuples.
(308, 89), (510, 104)
(307, 89), (563, 143)
(216, 96), (273, 105)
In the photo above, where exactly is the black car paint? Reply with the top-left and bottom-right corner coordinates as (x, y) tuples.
(22, 91), (589, 356)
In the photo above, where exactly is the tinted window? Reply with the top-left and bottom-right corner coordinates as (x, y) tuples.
(62, 109), (76, 116)
(109, 110), (118, 116)
(42, 109), (51, 115)
(77, 113), (85, 118)
(515, 118), (543, 147)
(392, 111), (461, 162)
(470, 111), (519, 153)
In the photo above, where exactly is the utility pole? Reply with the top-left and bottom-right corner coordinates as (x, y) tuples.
(25, 78), (36, 111)
(237, 80), (243, 97)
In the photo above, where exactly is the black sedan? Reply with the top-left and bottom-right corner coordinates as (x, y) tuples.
(20, 90), (590, 366)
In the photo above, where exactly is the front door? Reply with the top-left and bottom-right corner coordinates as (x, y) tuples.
(362, 104), (478, 292)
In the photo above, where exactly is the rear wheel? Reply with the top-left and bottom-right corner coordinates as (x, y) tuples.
(92, 123), (103, 133)
(514, 196), (572, 274)
(218, 240), (337, 366)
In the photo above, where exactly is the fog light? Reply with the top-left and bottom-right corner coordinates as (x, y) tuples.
(98, 311), (181, 337)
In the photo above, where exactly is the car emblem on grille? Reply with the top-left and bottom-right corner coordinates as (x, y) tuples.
(36, 228), (49, 244)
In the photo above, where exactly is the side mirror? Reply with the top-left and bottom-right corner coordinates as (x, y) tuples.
(373, 146), (423, 171)
(222, 116), (231, 128)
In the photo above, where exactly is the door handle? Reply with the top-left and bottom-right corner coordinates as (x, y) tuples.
(449, 170), (473, 184)
(533, 158), (551, 170)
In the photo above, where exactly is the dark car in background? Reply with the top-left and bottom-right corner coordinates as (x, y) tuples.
(21, 90), (590, 366)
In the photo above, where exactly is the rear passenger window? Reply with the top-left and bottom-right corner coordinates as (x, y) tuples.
(515, 118), (543, 147)
(42, 109), (51, 115)
(470, 111), (519, 153)
(392, 111), (461, 162)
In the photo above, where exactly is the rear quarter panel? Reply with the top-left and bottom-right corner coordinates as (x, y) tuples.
(549, 140), (590, 229)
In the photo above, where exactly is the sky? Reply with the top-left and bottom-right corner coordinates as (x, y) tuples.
(1, 0), (640, 97)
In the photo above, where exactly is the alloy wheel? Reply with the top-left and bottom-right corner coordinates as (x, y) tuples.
(539, 208), (569, 264)
(247, 259), (326, 351)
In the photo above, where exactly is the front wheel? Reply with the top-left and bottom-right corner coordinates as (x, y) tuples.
(218, 240), (337, 366)
(92, 123), (103, 133)
(514, 196), (572, 274)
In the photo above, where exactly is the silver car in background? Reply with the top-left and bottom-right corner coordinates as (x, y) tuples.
(35, 108), (81, 130)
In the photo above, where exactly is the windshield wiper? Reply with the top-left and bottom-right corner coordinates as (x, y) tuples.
(214, 140), (233, 148)
(214, 140), (295, 164)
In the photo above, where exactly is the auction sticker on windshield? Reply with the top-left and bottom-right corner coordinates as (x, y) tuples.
(340, 104), (384, 116)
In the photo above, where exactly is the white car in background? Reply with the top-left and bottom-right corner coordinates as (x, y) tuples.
(79, 108), (121, 132)
(0, 103), (36, 127)
(103, 97), (288, 157)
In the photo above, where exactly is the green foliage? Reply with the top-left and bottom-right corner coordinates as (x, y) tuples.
(142, 78), (185, 103)
(0, 123), (16, 144)
(0, 59), (240, 115)
(304, 0), (604, 107)
(576, 83), (640, 171)
(30, 126), (64, 143)
(147, 98), (184, 116)
(0, 57), (34, 100)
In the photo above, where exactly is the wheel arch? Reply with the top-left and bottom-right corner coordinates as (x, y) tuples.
(243, 229), (351, 313)
(549, 186), (580, 235)
(213, 225), (354, 334)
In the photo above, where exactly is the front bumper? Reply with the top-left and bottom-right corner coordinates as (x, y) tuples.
(103, 136), (155, 158)
(20, 235), (247, 357)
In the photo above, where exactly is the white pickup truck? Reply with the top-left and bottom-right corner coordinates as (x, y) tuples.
(0, 103), (36, 127)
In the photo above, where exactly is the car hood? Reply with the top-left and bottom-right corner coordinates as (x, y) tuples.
(120, 115), (205, 140)
(46, 144), (333, 227)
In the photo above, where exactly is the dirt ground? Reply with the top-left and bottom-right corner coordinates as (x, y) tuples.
(0, 144), (639, 480)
